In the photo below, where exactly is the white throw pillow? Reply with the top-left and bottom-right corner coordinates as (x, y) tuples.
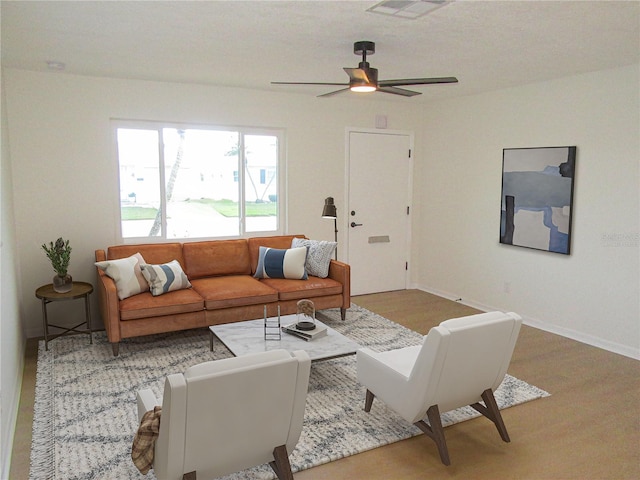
(140, 260), (192, 296)
(95, 253), (149, 300)
(291, 238), (337, 278)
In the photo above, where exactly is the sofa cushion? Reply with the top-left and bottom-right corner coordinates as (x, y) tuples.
(190, 276), (279, 309)
(107, 243), (185, 268)
(141, 260), (192, 296)
(95, 253), (149, 300)
(259, 276), (343, 301)
(248, 235), (304, 274)
(291, 238), (337, 278)
(119, 288), (204, 321)
(183, 239), (251, 279)
(254, 246), (308, 280)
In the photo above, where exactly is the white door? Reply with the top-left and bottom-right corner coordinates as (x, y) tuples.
(347, 130), (412, 295)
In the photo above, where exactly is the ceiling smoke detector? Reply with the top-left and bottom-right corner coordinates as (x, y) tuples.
(367, 0), (452, 19)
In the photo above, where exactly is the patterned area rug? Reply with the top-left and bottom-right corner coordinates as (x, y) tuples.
(30, 304), (550, 479)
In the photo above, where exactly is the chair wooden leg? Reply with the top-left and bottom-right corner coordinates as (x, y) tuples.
(183, 471), (196, 480)
(471, 388), (511, 442)
(415, 404), (451, 466)
(340, 307), (347, 320)
(364, 389), (375, 412)
(270, 444), (294, 480)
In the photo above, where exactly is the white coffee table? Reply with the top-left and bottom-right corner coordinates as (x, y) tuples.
(209, 314), (360, 362)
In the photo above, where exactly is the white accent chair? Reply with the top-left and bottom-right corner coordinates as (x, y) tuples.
(136, 349), (311, 480)
(357, 311), (522, 465)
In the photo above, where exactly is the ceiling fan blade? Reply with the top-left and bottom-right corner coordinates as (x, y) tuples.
(271, 81), (348, 86)
(379, 77), (458, 87)
(378, 86), (422, 97)
(317, 87), (351, 98)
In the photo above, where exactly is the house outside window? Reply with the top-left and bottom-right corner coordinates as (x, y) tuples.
(114, 122), (283, 240)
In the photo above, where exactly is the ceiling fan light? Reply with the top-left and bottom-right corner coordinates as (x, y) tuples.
(350, 84), (377, 93)
(350, 73), (378, 93)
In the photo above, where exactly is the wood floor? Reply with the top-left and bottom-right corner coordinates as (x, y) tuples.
(10, 290), (640, 479)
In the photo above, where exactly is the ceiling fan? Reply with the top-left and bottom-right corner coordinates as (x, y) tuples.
(271, 41), (458, 98)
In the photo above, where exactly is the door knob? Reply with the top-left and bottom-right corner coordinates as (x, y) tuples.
(350, 222), (363, 227)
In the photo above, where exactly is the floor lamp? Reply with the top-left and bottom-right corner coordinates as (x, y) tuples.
(322, 197), (338, 260)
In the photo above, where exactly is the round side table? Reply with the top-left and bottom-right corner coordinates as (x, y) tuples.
(35, 281), (94, 351)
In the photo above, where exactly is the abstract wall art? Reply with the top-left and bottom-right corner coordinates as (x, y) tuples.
(500, 146), (577, 255)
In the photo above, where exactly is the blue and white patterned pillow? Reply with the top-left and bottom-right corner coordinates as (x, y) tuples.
(291, 238), (337, 278)
(254, 246), (308, 280)
(95, 253), (149, 300)
(140, 260), (192, 296)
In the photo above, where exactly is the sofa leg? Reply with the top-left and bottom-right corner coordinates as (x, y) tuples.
(112, 342), (120, 357)
(340, 308), (347, 320)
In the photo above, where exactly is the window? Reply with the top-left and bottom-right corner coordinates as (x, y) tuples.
(114, 122), (283, 240)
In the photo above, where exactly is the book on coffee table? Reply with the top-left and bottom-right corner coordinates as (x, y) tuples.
(282, 322), (328, 341)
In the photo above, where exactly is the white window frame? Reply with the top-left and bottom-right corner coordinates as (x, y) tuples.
(112, 120), (286, 243)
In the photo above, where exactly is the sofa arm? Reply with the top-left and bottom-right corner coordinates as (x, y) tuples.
(94, 250), (122, 347)
(136, 389), (159, 422)
(327, 259), (351, 313)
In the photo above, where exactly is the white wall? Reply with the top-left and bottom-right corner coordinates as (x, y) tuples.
(413, 64), (640, 358)
(0, 71), (26, 478)
(3, 68), (422, 338)
(3, 64), (638, 358)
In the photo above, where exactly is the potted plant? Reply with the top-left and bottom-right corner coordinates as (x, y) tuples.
(42, 237), (73, 293)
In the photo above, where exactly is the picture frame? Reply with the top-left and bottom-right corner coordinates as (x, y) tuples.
(500, 146), (577, 255)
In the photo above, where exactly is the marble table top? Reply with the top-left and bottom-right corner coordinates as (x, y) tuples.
(210, 314), (361, 362)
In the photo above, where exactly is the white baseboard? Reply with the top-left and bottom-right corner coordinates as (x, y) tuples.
(1, 350), (25, 479)
(412, 283), (640, 361)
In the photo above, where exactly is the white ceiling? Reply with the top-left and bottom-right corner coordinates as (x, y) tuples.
(2, 1), (639, 103)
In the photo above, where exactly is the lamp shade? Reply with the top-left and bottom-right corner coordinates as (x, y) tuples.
(322, 197), (337, 218)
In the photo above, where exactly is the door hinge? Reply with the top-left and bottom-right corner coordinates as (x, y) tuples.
(408, 149), (412, 158)
(405, 262), (408, 270)
(406, 206), (410, 215)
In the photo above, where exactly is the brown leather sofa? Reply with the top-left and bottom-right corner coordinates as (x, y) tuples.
(95, 235), (350, 356)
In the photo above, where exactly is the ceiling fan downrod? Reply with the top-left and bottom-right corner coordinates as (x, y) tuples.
(354, 40), (375, 64)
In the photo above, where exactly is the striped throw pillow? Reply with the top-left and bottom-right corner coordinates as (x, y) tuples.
(141, 260), (192, 296)
(254, 246), (308, 280)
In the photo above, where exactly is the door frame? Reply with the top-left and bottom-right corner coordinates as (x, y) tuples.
(344, 127), (414, 292)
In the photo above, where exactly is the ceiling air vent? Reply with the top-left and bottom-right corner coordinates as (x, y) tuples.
(367, 0), (451, 19)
